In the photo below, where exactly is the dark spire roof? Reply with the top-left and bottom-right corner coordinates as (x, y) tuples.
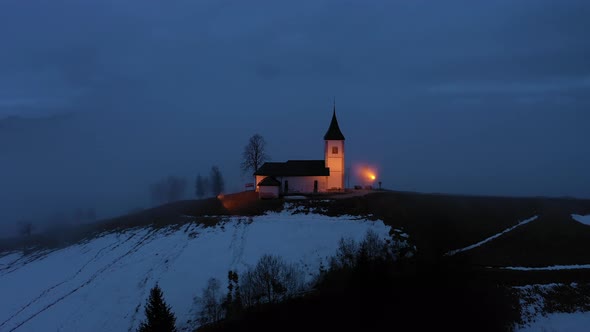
(323, 103), (345, 140)
(257, 176), (281, 186)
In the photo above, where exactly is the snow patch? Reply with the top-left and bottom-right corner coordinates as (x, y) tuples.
(515, 282), (589, 330)
(572, 214), (590, 226)
(446, 216), (538, 256)
(0, 211), (396, 332)
(501, 265), (590, 271)
(517, 312), (590, 332)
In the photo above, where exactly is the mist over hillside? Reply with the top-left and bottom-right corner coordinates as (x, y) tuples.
(1, 0), (589, 236)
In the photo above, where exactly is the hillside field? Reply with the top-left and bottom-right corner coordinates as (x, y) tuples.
(2, 190), (590, 331)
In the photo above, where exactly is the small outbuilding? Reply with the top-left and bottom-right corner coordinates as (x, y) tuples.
(257, 176), (281, 199)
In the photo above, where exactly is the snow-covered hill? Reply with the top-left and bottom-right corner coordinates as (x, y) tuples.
(0, 207), (396, 332)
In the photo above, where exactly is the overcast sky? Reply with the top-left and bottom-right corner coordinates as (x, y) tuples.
(1, 0), (589, 234)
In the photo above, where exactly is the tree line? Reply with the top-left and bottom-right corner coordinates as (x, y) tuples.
(135, 227), (521, 332)
(149, 166), (225, 205)
(149, 133), (269, 206)
(195, 166), (224, 199)
(135, 230), (400, 331)
(12, 134), (268, 238)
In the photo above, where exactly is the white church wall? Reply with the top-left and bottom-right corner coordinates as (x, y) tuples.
(256, 176), (329, 193)
(281, 176), (328, 193)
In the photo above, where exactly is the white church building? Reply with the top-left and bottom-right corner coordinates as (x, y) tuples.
(254, 107), (345, 197)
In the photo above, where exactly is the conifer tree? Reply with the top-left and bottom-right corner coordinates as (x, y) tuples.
(224, 270), (243, 319)
(226, 271), (234, 307)
(138, 284), (177, 332)
(210, 166), (225, 196)
(232, 272), (243, 311)
(195, 174), (208, 198)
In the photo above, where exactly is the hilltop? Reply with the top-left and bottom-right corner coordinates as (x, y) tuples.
(2, 190), (590, 331)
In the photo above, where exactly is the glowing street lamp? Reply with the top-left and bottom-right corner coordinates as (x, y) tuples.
(354, 164), (378, 188)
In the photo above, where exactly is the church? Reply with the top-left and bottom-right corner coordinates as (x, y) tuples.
(254, 107), (345, 198)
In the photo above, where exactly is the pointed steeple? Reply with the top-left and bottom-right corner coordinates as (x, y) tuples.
(323, 102), (345, 140)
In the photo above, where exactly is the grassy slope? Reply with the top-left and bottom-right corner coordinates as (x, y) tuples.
(5, 190), (590, 269)
(196, 192), (590, 332)
(0, 191), (282, 252)
(323, 192), (546, 255)
(461, 211), (590, 267)
(5, 190), (590, 330)
(317, 191), (590, 285)
(346, 192), (590, 285)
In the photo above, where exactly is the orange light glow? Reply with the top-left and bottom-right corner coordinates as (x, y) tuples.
(354, 163), (378, 185)
(218, 191), (260, 212)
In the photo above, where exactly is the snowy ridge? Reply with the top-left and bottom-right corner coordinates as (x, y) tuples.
(572, 214), (590, 226)
(515, 283), (590, 332)
(0, 209), (399, 332)
(518, 312), (590, 332)
(445, 216), (538, 256)
(500, 264), (590, 271)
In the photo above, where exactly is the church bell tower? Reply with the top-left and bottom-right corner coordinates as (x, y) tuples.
(324, 104), (345, 190)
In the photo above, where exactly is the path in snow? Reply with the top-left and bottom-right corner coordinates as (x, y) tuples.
(445, 216), (538, 256)
(2, 228), (161, 332)
(0, 232), (137, 330)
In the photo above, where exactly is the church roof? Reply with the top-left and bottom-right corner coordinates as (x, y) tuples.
(254, 160), (330, 177)
(257, 176), (281, 186)
(323, 107), (345, 141)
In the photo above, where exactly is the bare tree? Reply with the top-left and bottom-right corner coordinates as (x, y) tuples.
(241, 134), (269, 175)
(166, 176), (187, 202)
(240, 254), (304, 306)
(330, 237), (358, 270)
(198, 278), (224, 326)
(361, 230), (386, 256)
(328, 230), (394, 271)
(150, 176), (188, 205)
(210, 166), (224, 196)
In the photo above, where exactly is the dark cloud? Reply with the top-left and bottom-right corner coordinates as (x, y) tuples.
(0, 0), (589, 236)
